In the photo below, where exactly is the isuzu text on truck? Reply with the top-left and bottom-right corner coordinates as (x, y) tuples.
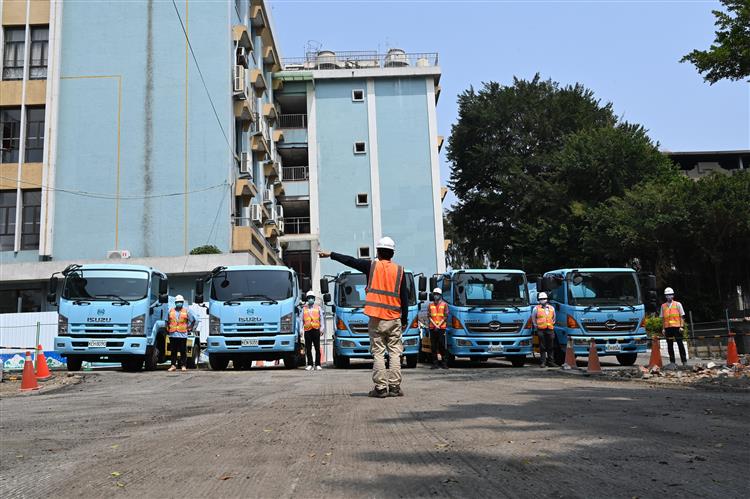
(538, 267), (656, 366)
(422, 269), (533, 367)
(320, 271), (423, 369)
(49, 264), (199, 371)
(195, 265), (309, 370)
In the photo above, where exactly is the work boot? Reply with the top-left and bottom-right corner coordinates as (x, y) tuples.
(431, 363), (439, 370)
(547, 360), (559, 368)
(441, 362), (448, 370)
(368, 387), (388, 398)
(388, 385), (404, 397)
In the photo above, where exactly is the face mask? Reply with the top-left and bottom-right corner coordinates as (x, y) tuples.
(175, 302), (183, 309)
(666, 295), (674, 302)
(539, 299), (548, 304)
(307, 298), (315, 305)
(433, 294), (441, 302)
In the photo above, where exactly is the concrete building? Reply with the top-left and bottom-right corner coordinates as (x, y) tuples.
(275, 50), (446, 287)
(1, 1), (445, 312)
(666, 150), (748, 180)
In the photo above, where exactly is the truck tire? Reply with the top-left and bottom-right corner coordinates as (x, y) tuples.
(283, 352), (299, 369)
(209, 354), (229, 371)
(553, 340), (566, 366)
(333, 349), (350, 369)
(144, 345), (160, 371)
(616, 353), (637, 366)
(405, 355), (418, 369)
(186, 342), (199, 369)
(445, 352), (457, 368)
(510, 357), (525, 368)
(121, 357), (144, 372)
(66, 356), (82, 372)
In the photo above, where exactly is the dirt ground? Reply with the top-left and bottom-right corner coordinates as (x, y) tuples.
(1, 355), (748, 499)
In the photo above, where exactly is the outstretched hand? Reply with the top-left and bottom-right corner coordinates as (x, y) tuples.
(318, 250), (331, 258)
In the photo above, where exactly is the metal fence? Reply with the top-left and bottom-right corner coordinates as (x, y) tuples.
(284, 217), (310, 234)
(278, 114), (307, 129)
(282, 165), (309, 181)
(281, 51), (439, 71)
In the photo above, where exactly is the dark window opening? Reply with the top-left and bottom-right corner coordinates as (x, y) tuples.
(25, 107), (45, 162)
(21, 189), (41, 250)
(352, 89), (364, 101)
(0, 191), (16, 251)
(358, 247), (370, 258)
(1, 108), (21, 163)
(354, 141), (366, 154)
(356, 193), (368, 206)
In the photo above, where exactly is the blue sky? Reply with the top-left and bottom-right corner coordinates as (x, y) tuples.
(268, 0), (749, 205)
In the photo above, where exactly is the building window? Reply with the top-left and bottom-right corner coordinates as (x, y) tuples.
(21, 189), (41, 250)
(353, 141), (366, 154)
(29, 26), (49, 80)
(352, 89), (364, 102)
(356, 193), (369, 206)
(25, 107), (45, 162)
(1, 108), (21, 163)
(0, 285), (43, 313)
(2, 27), (25, 80)
(0, 191), (16, 251)
(358, 247), (370, 259)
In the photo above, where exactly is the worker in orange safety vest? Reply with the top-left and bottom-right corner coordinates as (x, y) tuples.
(167, 295), (196, 372)
(532, 292), (558, 368)
(428, 288), (449, 370)
(660, 287), (687, 367)
(302, 291), (325, 371)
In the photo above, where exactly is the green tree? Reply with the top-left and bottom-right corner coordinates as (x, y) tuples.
(681, 0), (750, 84)
(189, 244), (222, 255)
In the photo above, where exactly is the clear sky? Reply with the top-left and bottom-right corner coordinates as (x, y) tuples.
(267, 0), (749, 206)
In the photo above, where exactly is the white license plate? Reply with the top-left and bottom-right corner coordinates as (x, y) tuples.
(88, 340), (107, 348)
(241, 338), (259, 347)
(605, 343), (621, 352)
(488, 345), (504, 353)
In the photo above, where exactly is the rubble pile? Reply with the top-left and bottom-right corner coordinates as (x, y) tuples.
(606, 355), (750, 389)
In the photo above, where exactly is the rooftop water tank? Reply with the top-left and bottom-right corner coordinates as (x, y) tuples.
(384, 48), (408, 68)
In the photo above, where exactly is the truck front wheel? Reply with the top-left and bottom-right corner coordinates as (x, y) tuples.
(121, 357), (144, 372)
(553, 340), (566, 366)
(616, 353), (637, 366)
(209, 354), (229, 371)
(66, 356), (82, 371)
(510, 357), (525, 368)
(186, 342), (199, 369)
(283, 352), (299, 369)
(333, 349), (350, 369)
(404, 355), (418, 369)
(144, 345), (160, 371)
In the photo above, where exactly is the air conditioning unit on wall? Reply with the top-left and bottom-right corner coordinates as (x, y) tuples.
(233, 65), (246, 97)
(106, 250), (131, 259)
(251, 203), (263, 225)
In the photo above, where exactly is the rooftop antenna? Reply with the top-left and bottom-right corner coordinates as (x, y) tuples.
(305, 40), (322, 60)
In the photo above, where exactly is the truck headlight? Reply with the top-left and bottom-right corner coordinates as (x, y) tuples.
(340, 340), (356, 348)
(280, 312), (293, 333)
(403, 337), (418, 347)
(130, 314), (145, 336)
(519, 340), (530, 346)
(58, 314), (69, 336)
(457, 339), (472, 346)
(209, 315), (221, 336)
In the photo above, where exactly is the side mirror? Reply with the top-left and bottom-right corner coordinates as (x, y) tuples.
(645, 290), (658, 313)
(301, 276), (311, 293)
(194, 279), (204, 304)
(158, 293), (168, 304)
(429, 276), (438, 292)
(47, 276), (58, 304)
(536, 276), (543, 291)
(320, 278), (329, 295)
(418, 276), (427, 292)
(323, 293), (331, 304)
(159, 277), (168, 296)
(647, 275), (657, 292)
(419, 291), (428, 302)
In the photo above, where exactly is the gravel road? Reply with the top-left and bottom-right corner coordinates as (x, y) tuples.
(1, 358), (748, 499)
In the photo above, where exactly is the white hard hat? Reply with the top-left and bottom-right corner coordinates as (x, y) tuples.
(432, 288), (442, 294)
(538, 292), (548, 300)
(375, 236), (396, 251)
(306, 291), (316, 298)
(664, 287), (674, 295)
(175, 294), (185, 302)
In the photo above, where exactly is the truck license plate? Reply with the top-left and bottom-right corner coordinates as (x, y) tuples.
(605, 343), (621, 352)
(488, 345), (503, 353)
(88, 340), (107, 348)
(241, 338), (259, 347)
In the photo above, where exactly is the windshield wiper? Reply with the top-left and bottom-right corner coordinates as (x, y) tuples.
(239, 294), (279, 304)
(94, 294), (130, 305)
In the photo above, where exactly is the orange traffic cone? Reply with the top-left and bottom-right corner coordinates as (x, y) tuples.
(586, 339), (602, 375)
(562, 337), (578, 370)
(647, 336), (663, 370)
(35, 345), (53, 381)
(20, 351), (39, 392)
(726, 332), (740, 367)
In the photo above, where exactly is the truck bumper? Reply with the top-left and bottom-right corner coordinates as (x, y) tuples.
(570, 335), (648, 356)
(54, 336), (147, 358)
(335, 334), (420, 358)
(448, 335), (533, 357)
(206, 334), (296, 354)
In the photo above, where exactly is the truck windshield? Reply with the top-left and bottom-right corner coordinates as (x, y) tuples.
(210, 270), (294, 302)
(454, 272), (528, 307)
(336, 272), (417, 307)
(62, 270), (149, 301)
(568, 272), (641, 307)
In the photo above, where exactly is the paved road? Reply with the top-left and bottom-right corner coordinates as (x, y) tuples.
(1, 359), (748, 498)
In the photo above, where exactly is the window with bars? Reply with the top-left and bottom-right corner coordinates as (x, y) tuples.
(25, 107), (45, 162)
(2, 27), (25, 80)
(1, 109), (21, 163)
(0, 191), (16, 251)
(21, 189), (41, 250)
(29, 27), (49, 80)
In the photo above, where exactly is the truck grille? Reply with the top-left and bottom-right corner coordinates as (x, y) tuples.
(349, 323), (369, 335)
(466, 322), (523, 334)
(69, 322), (130, 338)
(582, 320), (638, 333)
(221, 322), (281, 336)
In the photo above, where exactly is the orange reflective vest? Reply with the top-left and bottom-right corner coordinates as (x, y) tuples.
(363, 260), (404, 321)
(534, 305), (555, 330)
(429, 301), (448, 329)
(661, 302), (683, 328)
(168, 308), (189, 333)
(303, 305), (321, 331)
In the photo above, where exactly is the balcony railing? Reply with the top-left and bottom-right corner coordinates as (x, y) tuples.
(278, 114), (307, 129)
(281, 51), (438, 72)
(284, 217), (310, 235)
(282, 165), (309, 181)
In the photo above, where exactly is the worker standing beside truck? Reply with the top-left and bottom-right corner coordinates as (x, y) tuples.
(660, 287), (687, 367)
(532, 292), (558, 368)
(167, 295), (196, 372)
(302, 291), (325, 371)
(319, 237), (409, 398)
(429, 288), (449, 369)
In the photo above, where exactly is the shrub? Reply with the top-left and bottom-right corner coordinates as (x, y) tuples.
(189, 245), (222, 255)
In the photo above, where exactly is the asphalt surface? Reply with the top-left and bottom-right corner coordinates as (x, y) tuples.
(1, 357), (748, 499)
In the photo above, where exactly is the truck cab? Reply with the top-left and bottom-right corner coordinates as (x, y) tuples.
(540, 268), (652, 366)
(321, 270), (421, 369)
(196, 265), (307, 370)
(424, 269), (533, 367)
(49, 264), (194, 372)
